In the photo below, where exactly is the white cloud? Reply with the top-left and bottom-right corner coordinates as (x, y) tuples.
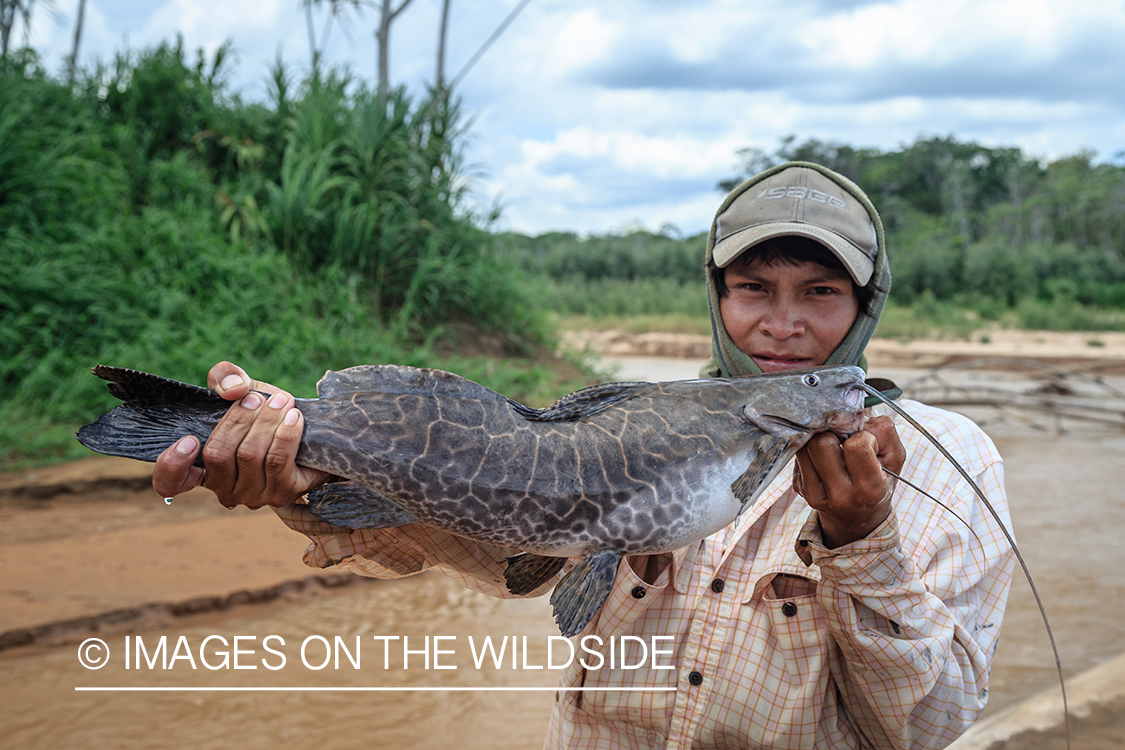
(18, 0), (1125, 235)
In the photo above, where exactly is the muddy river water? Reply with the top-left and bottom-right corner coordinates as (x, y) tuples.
(1, 357), (1123, 749)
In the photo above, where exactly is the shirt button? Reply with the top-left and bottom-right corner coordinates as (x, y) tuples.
(631, 586), (646, 599)
(710, 578), (725, 593)
(688, 670), (703, 686)
(782, 601), (798, 617)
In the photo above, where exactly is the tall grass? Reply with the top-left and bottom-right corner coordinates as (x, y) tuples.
(0, 47), (572, 469)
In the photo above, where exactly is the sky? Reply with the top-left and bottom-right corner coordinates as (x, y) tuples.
(22, 0), (1125, 236)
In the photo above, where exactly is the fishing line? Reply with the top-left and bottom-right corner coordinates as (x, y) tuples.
(860, 383), (1071, 750)
(879, 467), (981, 547)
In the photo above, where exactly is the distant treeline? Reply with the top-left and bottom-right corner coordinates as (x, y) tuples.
(493, 230), (709, 318)
(497, 136), (1125, 327)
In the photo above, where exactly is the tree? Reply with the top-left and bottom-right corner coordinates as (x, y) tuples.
(1, 0), (25, 55)
(1, 0), (57, 57)
(435, 0), (451, 91)
(375, 0), (416, 103)
(300, 0), (364, 73)
(66, 0), (84, 80)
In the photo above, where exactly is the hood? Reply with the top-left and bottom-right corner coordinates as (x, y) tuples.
(699, 161), (891, 379)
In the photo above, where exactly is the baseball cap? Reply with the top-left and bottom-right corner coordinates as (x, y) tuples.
(711, 165), (878, 285)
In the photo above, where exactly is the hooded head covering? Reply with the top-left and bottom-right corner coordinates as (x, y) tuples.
(700, 161), (891, 379)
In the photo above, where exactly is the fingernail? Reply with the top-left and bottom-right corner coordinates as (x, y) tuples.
(241, 393), (262, 409)
(283, 408), (300, 426)
(174, 436), (197, 455)
(268, 393), (286, 409)
(220, 374), (246, 392)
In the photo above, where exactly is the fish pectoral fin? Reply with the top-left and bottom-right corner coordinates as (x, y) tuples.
(731, 437), (798, 514)
(549, 549), (621, 637)
(504, 553), (568, 596)
(305, 482), (417, 530)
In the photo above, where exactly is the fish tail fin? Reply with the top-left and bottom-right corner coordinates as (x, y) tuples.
(76, 366), (227, 464)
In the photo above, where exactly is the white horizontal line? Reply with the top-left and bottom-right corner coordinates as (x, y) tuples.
(75, 686), (677, 692)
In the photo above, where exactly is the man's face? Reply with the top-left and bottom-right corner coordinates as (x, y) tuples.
(718, 255), (859, 372)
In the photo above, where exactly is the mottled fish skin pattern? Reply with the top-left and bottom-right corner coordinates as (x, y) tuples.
(291, 364), (868, 557)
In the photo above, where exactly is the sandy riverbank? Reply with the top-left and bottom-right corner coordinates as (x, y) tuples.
(2, 334), (1123, 749)
(564, 328), (1125, 371)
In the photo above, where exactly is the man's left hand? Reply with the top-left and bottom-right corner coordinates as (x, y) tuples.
(794, 415), (907, 548)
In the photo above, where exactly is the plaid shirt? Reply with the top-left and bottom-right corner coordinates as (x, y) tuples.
(275, 400), (1014, 749)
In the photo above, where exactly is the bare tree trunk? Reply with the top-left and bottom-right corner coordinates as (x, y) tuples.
(436, 0), (451, 91)
(66, 0), (84, 80)
(375, 0), (416, 104)
(1, 0), (21, 56)
(19, 0), (30, 47)
(1, 0), (26, 57)
(305, 1), (319, 71)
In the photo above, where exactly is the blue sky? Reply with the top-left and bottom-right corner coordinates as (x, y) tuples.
(22, 0), (1125, 235)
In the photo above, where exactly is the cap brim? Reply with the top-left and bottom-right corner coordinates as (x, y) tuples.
(712, 222), (874, 286)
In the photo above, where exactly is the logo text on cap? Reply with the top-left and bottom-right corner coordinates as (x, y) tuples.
(747, 186), (847, 211)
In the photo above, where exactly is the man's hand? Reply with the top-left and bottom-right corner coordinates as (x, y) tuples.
(793, 415), (906, 548)
(152, 362), (330, 509)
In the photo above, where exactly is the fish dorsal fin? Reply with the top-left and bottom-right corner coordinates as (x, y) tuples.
(316, 365), (507, 403)
(730, 436), (798, 514)
(511, 381), (655, 422)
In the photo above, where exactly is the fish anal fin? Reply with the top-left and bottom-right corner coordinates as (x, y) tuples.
(549, 549), (621, 637)
(504, 553), (568, 596)
(730, 437), (797, 514)
(305, 482), (417, 530)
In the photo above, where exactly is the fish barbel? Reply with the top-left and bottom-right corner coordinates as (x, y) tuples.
(77, 363), (868, 635)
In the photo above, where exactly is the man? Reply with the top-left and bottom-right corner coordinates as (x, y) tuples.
(155, 162), (1014, 749)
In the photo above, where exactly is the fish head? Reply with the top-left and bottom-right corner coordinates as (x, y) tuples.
(738, 365), (868, 440)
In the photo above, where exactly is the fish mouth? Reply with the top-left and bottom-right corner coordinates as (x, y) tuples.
(829, 387), (869, 437)
(743, 379), (869, 438)
(767, 387), (867, 438)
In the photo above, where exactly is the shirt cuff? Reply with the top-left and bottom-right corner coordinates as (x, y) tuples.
(795, 509), (900, 569)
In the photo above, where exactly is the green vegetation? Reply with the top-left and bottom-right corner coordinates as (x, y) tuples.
(503, 136), (1125, 339)
(4, 42), (1125, 470)
(0, 45), (576, 469)
(493, 230), (710, 319)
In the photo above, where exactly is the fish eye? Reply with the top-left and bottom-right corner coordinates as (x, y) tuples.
(802, 374), (819, 387)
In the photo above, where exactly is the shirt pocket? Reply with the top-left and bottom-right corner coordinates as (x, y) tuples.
(756, 574), (827, 679)
(715, 576), (829, 745)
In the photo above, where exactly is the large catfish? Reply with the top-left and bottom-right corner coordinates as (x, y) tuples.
(77, 364), (868, 636)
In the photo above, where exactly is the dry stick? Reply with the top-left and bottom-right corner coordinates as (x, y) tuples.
(861, 383), (1071, 750)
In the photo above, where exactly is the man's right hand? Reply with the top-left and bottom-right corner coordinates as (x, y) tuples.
(152, 362), (329, 509)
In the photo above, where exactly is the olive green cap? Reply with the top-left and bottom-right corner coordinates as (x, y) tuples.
(700, 161), (891, 379)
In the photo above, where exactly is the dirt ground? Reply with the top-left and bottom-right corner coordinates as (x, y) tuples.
(2, 331), (1123, 749)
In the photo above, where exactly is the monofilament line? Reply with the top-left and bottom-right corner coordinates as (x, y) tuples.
(861, 383), (1070, 750)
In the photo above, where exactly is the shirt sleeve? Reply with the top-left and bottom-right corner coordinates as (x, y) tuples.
(796, 420), (1015, 749)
